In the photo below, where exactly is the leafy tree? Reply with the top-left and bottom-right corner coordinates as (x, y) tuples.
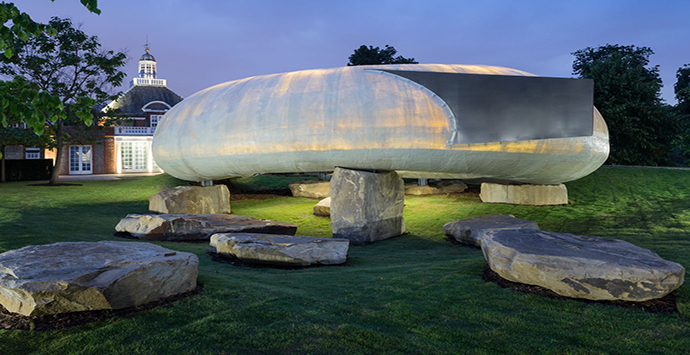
(572, 44), (679, 166)
(671, 64), (690, 162)
(0, 77), (55, 182)
(676, 64), (690, 115)
(0, 1), (100, 57)
(0, 0), (100, 180)
(1, 17), (125, 184)
(347, 45), (418, 66)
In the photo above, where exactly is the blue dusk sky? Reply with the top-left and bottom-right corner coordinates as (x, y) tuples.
(20, 0), (690, 103)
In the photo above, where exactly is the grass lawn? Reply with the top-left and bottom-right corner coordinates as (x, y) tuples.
(1, 167), (690, 354)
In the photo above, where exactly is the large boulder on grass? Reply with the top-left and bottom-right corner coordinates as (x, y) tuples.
(313, 197), (331, 217)
(479, 183), (567, 206)
(210, 233), (350, 266)
(443, 214), (539, 247)
(404, 180), (468, 196)
(115, 213), (297, 241)
(481, 229), (685, 301)
(289, 180), (331, 199)
(0, 241), (198, 316)
(330, 167), (405, 244)
(149, 185), (231, 214)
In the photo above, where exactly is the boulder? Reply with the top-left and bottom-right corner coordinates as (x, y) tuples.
(405, 180), (467, 196)
(313, 197), (331, 217)
(289, 180), (331, 199)
(330, 167), (405, 244)
(443, 214), (539, 247)
(115, 213), (297, 241)
(0, 241), (198, 316)
(149, 185), (231, 214)
(479, 183), (567, 205)
(481, 230), (685, 301)
(210, 233), (350, 266)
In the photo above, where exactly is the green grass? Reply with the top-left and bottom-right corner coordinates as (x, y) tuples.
(1, 167), (690, 354)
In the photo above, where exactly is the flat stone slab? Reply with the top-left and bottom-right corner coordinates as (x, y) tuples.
(443, 214), (539, 247)
(405, 180), (467, 196)
(0, 241), (198, 316)
(210, 233), (350, 266)
(479, 183), (567, 205)
(289, 180), (330, 199)
(481, 230), (685, 301)
(115, 214), (298, 241)
(313, 197), (331, 217)
(149, 185), (231, 214)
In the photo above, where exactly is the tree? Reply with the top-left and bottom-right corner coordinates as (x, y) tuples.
(347, 45), (418, 66)
(0, 77), (55, 182)
(676, 64), (690, 115)
(572, 44), (679, 166)
(0, 1), (100, 57)
(0, 0), (101, 173)
(1, 17), (126, 184)
(671, 64), (690, 162)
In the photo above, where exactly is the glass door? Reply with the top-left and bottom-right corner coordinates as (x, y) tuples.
(69, 145), (92, 174)
(121, 141), (148, 172)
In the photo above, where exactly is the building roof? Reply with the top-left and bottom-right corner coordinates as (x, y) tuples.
(107, 85), (183, 117)
(140, 50), (156, 62)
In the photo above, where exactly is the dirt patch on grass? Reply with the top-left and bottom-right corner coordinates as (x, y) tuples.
(230, 192), (292, 201)
(0, 284), (203, 331)
(482, 266), (678, 314)
(27, 183), (82, 187)
(208, 252), (351, 269)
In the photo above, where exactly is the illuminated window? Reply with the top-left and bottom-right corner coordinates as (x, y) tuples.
(121, 141), (148, 171)
(25, 148), (40, 159)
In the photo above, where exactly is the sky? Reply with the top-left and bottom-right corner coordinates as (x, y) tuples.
(19, 0), (690, 104)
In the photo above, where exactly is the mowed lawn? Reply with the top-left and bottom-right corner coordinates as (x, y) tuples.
(1, 167), (690, 354)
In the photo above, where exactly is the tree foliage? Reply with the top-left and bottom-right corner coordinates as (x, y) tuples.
(0, 0), (101, 179)
(0, 77), (54, 182)
(572, 44), (679, 166)
(0, 1), (100, 57)
(0, 16), (125, 183)
(675, 64), (690, 115)
(347, 45), (418, 66)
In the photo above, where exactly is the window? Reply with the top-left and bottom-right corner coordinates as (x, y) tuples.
(150, 114), (163, 128)
(25, 148), (41, 159)
(121, 141), (148, 171)
(69, 145), (92, 174)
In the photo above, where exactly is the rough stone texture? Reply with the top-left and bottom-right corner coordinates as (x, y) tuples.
(149, 185), (231, 214)
(443, 214), (539, 247)
(115, 213), (297, 241)
(481, 229), (685, 301)
(210, 233), (350, 266)
(289, 180), (331, 199)
(405, 180), (468, 195)
(479, 183), (568, 206)
(0, 241), (198, 316)
(330, 167), (405, 244)
(313, 197), (331, 217)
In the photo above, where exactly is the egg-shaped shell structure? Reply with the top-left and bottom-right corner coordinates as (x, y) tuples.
(153, 64), (608, 184)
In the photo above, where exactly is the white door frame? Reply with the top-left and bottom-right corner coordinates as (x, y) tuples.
(120, 140), (149, 173)
(69, 145), (93, 175)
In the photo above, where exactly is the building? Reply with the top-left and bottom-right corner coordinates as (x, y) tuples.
(56, 45), (183, 175)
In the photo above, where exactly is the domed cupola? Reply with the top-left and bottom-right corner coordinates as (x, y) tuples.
(138, 44), (157, 79)
(140, 50), (156, 62)
(130, 43), (167, 87)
